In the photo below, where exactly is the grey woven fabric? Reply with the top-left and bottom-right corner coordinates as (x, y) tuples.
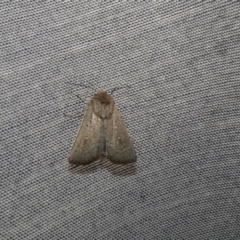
(1, 2), (240, 239)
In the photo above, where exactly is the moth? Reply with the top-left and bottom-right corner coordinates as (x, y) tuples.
(68, 90), (136, 164)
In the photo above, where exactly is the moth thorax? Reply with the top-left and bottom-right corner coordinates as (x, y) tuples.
(91, 91), (114, 119)
(94, 91), (112, 104)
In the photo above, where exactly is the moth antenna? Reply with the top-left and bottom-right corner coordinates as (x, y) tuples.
(66, 82), (97, 92)
(110, 87), (119, 95)
(106, 85), (132, 95)
(64, 112), (83, 118)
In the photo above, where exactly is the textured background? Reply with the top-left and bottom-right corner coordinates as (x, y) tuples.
(1, 2), (240, 239)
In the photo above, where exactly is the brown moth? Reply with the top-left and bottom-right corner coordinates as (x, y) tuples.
(68, 90), (136, 164)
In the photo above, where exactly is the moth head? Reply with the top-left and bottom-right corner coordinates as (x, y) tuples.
(93, 91), (112, 104)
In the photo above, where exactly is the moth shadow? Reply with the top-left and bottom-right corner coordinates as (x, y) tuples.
(68, 158), (136, 176)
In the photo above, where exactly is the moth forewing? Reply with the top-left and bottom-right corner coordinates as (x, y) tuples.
(68, 90), (136, 165)
(105, 107), (136, 163)
(68, 103), (102, 164)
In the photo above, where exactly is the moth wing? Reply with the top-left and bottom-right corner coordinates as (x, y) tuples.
(105, 106), (136, 164)
(68, 103), (102, 164)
